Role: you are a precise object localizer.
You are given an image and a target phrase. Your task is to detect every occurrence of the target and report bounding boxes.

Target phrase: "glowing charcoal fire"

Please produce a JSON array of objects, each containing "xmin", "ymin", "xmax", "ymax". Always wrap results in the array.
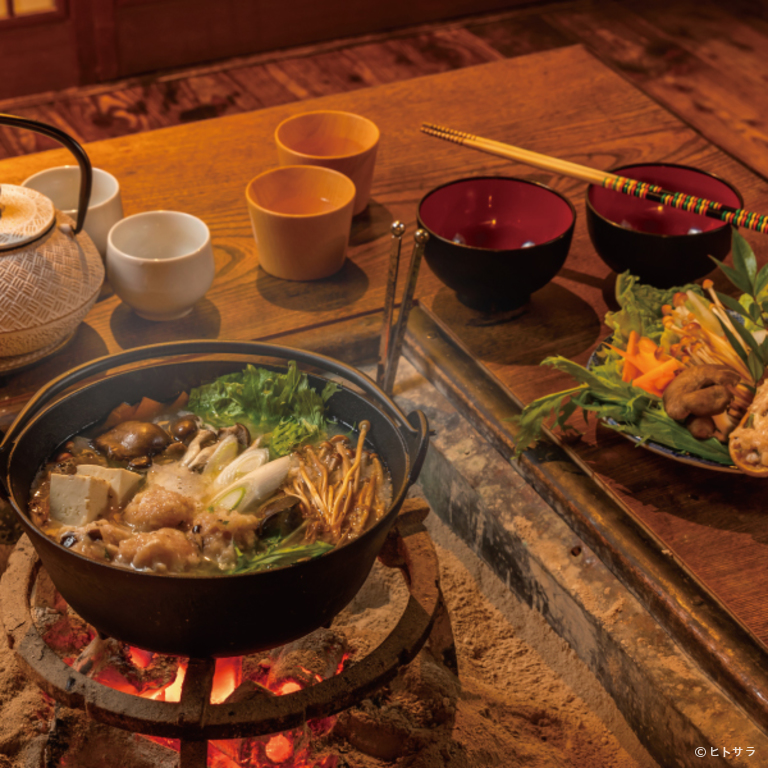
[
  {"xmin": 39, "ymin": 607, "xmax": 349, "ymax": 768},
  {"xmin": 6, "ymin": 499, "xmax": 442, "ymax": 768}
]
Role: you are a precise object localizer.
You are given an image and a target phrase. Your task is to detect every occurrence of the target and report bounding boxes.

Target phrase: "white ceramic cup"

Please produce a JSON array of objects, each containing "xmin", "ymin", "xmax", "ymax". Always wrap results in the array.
[
  {"xmin": 106, "ymin": 211, "xmax": 215, "ymax": 321},
  {"xmin": 22, "ymin": 166, "xmax": 124, "ymax": 258}
]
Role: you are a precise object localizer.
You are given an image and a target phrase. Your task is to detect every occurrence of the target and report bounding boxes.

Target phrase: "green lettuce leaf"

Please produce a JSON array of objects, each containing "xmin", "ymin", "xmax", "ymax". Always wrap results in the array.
[{"xmin": 605, "ymin": 272, "xmax": 704, "ymax": 345}]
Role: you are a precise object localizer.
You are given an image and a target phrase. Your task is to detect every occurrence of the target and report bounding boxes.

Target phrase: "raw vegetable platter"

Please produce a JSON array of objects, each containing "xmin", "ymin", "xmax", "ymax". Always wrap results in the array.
[
  {"xmin": 516, "ymin": 230, "xmax": 768, "ymax": 476},
  {"xmin": 584, "ymin": 344, "xmax": 741, "ymax": 473}
]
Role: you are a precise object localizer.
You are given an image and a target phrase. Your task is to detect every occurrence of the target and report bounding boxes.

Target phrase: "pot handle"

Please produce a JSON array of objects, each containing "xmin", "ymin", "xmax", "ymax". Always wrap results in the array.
[
  {"xmin": 403, "ymin": 409, "xmax": 430, "ymax": 487},
  {"xmin": 0, "ymin": 113, "xmax": 92, "ymax": 234},
  {"xmin": 0, "ymin": 340, "xmax": 429, "ymax": 481}
]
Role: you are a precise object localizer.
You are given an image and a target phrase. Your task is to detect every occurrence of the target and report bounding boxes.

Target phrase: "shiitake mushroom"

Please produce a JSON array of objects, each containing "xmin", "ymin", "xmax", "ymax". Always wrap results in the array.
[
  {"xmin": 94, "ymin": 420, "xmax": 171, "ymax": 462},
  {"xmin": 662, "ymin": 365, "xmax": 740, "ymax": 426},
  {"xmin": 170, "ymin": 415, "xmax": 200, "ymax": 442}
]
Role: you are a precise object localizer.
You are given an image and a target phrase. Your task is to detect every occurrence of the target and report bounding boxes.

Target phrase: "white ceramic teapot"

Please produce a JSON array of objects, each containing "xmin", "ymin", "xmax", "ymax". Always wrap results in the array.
[{"xmin": 0, "ymin": 114, "xmax": 104, "ymax": 369}]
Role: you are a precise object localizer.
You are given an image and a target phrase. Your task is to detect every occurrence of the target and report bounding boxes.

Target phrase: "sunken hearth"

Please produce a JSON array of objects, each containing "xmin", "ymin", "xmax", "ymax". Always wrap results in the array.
[
  {"xmin": 0, "ymin": 497, "xmax": 653, "ymax": 768},
  {"xmin": 1, "ymin": 501, "xmax": 441, "ymax": 768}
]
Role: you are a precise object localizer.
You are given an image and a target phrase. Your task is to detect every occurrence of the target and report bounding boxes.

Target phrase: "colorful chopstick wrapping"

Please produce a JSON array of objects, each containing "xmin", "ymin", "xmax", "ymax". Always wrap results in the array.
[
  {"xmin": 602, "ymin": 175, "xmax": 768, "ymax": 233},
  {"xmin": 421, "ymin": 123, "xmax": 768, "ymax": 235}
]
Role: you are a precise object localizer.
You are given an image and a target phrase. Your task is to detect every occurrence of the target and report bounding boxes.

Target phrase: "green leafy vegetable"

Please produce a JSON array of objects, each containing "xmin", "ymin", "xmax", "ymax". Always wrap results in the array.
[
  {"xmin": 512, "ymin": 356, "xmax": 732, "ymax": 464},
  {"xmin": 188, "ymin": 361, "xmax": 340, "ymax": 457},
  {"xmin": 708, "ymin": 230, "xmax": 768, "ymax": 381},
  {"xmin": 513, "ymin": 230, "xmax": 768, "ymax": 466},
  {"xmin": 605, "ymin": 272, "xmax": 703, "ymax": 345},
  {"xmin": 230, "ymin": 539, "xmax": 334, "ymax": 575},
  {"xmin": 714, "ymin": 230, "xmax": 768, "ymax": 336}
]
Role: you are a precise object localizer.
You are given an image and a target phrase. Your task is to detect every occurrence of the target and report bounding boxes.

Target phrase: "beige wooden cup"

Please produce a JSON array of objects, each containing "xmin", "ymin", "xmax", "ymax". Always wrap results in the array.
[
  {"xmin": 246, "ymin": 165, "xmax": 356, "ymax": 281},
  {"xmin": 275, "ymin": 110, "xmax": 379, "ymax": 216}
]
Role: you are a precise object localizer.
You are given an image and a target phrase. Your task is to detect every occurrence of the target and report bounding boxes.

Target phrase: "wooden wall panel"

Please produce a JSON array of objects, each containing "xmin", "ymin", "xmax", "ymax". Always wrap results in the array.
[
  {"xmin": 0, "ymin": 21, "xmax": 78, "ymax": 98},
  {"xmin": 113, "ymin": 0, "xmax": 525, "ymax": 78}
]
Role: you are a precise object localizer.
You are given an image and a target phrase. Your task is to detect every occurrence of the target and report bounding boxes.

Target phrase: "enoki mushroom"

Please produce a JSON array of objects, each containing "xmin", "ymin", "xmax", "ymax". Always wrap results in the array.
[{"xmin": 288, "ymin": 421, "xmax": 387, "ymax": 544}]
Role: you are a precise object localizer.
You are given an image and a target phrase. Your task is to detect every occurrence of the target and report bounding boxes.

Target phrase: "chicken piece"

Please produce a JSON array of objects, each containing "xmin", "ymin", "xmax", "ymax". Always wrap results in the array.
[
  {"xmin": 117, "ymin": 528, "xmax": 201, "ymax": 573},
  {"xmin": 123, "ymin": 485, "xmax": 197, "ymax": 531},
  {"xmin": 189, "ymin": 509, "xmax": 262, "ymax": 570},
  {"xmin": 60, "ymin": 520, "xmax": 134, "ymax": 563}
]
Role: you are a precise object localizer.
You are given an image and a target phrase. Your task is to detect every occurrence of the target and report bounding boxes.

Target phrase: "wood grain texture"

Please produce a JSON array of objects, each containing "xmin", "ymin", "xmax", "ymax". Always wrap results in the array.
[
  {"xmin": 111, "ymin": 0, "xmax": 515, "ymax": 80},
  {"xmin": 0, "ymin": 28, "xmax": 501, "ymax": 160},
  {"xmin": 546, "ymin": 0, "xmax": 768, "ymax": 181},
  {"xmin": 3, "ymin": 40, "xmax": 768, "ymax": 658},
  {"xmin": 0, "ymin": 19, "xmax": 80, "ymax": 100}
]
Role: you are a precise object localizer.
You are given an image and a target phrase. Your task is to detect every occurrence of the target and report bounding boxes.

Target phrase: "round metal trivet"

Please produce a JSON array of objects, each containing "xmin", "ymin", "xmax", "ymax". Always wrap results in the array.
[{"xmin": 1, "ymin": 505, "xmax": 440, "ymax": 758}]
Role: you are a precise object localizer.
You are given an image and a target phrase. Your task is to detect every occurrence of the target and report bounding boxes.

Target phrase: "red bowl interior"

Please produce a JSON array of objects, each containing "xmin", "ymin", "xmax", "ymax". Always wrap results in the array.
[
  {"xmin": 418, "ymin": 177, "xmax": 574, "ymax": 250},
  {"xmin": 587, "ymin": 164, "xmax": 741, "ymax": 236}
]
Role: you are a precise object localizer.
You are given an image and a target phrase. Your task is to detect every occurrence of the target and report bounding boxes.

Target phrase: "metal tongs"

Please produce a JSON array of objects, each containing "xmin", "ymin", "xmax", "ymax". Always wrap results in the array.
[{"xmin": 376, "ymin": 222, "xmax": 429, "ymax": 395}]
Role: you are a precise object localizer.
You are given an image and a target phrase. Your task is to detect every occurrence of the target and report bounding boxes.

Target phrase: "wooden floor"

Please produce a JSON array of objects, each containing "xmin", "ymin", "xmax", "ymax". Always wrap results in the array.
[{"xmin": 3, "ymin": 0, "xmax": 768, "ymax": 183}]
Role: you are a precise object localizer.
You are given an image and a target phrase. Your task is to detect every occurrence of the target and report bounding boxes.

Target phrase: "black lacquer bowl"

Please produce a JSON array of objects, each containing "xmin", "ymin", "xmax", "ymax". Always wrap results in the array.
[
  {"xmin": 417, "ymin": 176, "xmax": 576, "ymax": 312},
  {"xmin": 0, "ymin": 341, "xmax": 429, "ymax": 658},
  {"xmin": 586, "ymin": 163, "xmax": 743, "ymax": 288}
]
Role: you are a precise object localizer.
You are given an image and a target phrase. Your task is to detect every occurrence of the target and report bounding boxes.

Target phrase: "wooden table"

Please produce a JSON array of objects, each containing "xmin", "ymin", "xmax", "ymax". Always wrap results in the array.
[{"xmin": 3, "ymin": 43, "xmax": 768, "ymax": 724}]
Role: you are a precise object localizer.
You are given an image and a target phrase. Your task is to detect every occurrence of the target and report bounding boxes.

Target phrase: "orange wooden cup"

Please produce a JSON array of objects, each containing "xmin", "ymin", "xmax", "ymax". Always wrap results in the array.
[
  {"xmin": 275, "ymin": 110, "xmax": 379, "ymax": 216},
  {"xmin": 245, "ymin": 165, "xmax": 356, "ymax": 281}
]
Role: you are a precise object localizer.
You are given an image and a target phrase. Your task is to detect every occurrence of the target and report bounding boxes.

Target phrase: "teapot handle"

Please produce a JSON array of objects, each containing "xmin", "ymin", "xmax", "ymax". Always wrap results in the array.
[{"xmin": 0, "ymin": 113, "xmax": 91, "ymax": 234}]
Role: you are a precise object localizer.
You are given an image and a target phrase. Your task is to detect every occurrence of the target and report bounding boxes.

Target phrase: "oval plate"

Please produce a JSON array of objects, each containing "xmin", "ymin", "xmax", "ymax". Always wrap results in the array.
[{"xmin": 587, "ymin": 342, "xmax": 740, "ymax": 474}]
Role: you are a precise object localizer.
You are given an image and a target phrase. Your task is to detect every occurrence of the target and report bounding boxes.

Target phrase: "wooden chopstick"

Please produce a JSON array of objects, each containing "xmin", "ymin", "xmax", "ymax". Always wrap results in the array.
[{"xmin": 421, "ymin": 123, "xmax": 768, "ymax": 235}]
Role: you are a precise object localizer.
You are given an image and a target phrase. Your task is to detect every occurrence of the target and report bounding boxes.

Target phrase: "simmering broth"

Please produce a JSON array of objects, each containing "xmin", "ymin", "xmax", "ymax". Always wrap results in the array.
[{"xmin": 28, "ymin": 363, "xmax": 391, "ymax": 576}]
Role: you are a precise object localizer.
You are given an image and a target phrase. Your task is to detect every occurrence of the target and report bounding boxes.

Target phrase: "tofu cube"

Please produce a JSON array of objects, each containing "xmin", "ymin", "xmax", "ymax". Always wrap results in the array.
[
  {"xmin": 49, "ymin": 473, "xmax": 110, "ymax": 527},
  {"xmin": 76, "ymin": 465, "xmax": 143, "ymax": 506}
]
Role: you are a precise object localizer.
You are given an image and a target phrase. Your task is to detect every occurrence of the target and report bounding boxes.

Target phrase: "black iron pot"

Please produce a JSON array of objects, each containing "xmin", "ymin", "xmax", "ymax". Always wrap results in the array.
[{"xmin": 0, "ymin": 341, "xmax": 429, "ymax": 658}]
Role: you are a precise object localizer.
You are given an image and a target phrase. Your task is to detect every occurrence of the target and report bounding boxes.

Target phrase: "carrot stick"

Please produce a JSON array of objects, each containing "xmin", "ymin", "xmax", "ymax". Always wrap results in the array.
[
  {"xmin": 626, "ymin": 330, "xmax": 639, "ymax": 358},
  {"xmin": 133, "ymin": 397, "xmax": 164, "ymax": 421},
  {"xmin": 168, "ymin": 391, "xmax": 190, "ymax": 412},
  {"xmin": 632, "ymin": 358, "xmax": 682, "ymax": 394},
  {"xmin": 103, "ymin": 402, "xmax": 138, "ymax": 429},
  {"xmin": 621, "ymin": 360, "xmax": 642, "ymax": 382}
]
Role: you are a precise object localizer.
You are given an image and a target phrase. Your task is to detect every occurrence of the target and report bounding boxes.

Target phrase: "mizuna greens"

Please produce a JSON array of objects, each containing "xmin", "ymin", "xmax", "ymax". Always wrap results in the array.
[{"xmin": 187, "ymin": 361, "xmax": 340, "ymax": 458}]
